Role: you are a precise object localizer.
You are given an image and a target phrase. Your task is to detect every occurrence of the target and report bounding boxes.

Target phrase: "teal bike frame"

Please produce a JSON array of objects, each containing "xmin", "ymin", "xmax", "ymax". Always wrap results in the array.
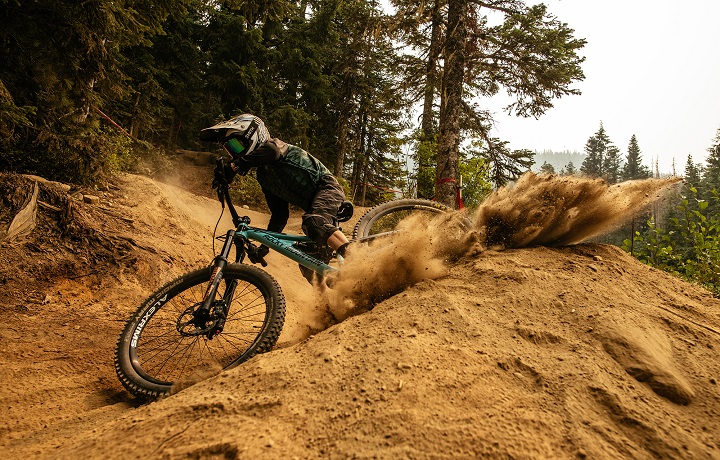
[
  {"xmin": 193, "ymin": 174, "xmax": 340, "ymax": 339},
  {"xmin": 232, "ymin": 223, "xmax": 337, "ymax": 275}
]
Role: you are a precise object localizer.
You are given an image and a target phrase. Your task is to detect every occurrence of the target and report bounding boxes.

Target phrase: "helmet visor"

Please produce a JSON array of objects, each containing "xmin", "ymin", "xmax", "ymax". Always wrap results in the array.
[{"xmin": 223, "ymin": 137, "xmax": 247, "ymax": 155}]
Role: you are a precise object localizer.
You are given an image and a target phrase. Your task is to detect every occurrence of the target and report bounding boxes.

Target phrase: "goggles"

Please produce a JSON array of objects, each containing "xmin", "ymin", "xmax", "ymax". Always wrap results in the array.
[{"xmin": 223, "ymin": 137, "xmax": 247, "ymax": 155}]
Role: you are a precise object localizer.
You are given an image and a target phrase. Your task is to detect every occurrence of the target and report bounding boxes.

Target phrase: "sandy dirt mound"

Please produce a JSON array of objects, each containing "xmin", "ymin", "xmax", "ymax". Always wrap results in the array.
[{"xmin": 1, "ymin": 170, "xmax": 719, "ymax": 459}]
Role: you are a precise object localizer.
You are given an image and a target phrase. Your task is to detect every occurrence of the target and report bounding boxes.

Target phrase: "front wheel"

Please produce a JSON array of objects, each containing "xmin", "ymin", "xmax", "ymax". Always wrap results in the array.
[
  {"xmin": 115, "ymin": 264, "xmax": 285, "ymax": 399},
  {"xmin": 352, "ymin": 198, "xmax": 461, "ymax": 239}
]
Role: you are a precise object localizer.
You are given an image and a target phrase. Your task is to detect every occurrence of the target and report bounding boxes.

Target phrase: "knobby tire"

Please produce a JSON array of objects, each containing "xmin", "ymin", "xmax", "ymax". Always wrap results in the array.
[
  {"xmin": 352, "ymin": 198, "xmax": 461, "ymax": 239},
  {"xmin": 115, "ymin": 264, "xmax": 285, "ymax": 399}
]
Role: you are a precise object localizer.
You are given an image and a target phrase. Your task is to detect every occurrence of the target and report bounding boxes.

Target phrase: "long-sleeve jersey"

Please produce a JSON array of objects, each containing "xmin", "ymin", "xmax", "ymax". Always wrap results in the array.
[{"xmin": 231, "ymin": 139, "xmax": 338, "ymax": 233}]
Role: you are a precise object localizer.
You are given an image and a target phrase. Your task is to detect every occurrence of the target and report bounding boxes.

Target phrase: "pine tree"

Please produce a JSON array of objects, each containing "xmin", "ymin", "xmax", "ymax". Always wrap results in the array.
[
  {"xmin": 702, "ymin": 127, "xmax": 720, "ymax": 217},
  {"xmin": 603, "ymin": 144, "xmax": 623, "ymax": 183},
  {"xmin": 704, "ymin": 128, "xmax": 720, "ymax": 191},
  {"xmin": 485, "ymin": 143, "xmax": 535, "ymax": 188},
  {"xmin": 684, "ymin": 154, "xmax": 703, "ymax": 188},
  {"xmin": 388, "ymin": 0, "xmax": 443, "ymax": 198},
  {"xmin": 540, "ymin": 161, "xmax": 556, "ymax": 175},
  {"xmin": 580, "ymin": 123, "xmax": 622, "ymax": 183},
  {"xmin": 391, "ymin": 0, "xmax": 585, "ymax": 206},
  {"xmin": 561, "ymin": 161, "xmax": 577, "ymax": 176},
  {"xmin": 622, "ymin": 134, "xmax": 651, "ymax": 181},
  {"xmin": 115, "ymin": 1, "xmax": 214, "ymax": 149},
  {"xmin": 676, "ymin": 154, "xmax": 705, "ymax": 217},
  {"xmin": 0, "ymin": 0, "xmax": 181, "ymax": 182},
  {"xmin": 435, "ymin": 0, "xmax": 468, "ymax": 206}
]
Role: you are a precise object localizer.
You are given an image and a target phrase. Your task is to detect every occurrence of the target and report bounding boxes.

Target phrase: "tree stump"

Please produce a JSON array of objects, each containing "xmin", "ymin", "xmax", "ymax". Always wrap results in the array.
[{"xmin": 3, "ymin": 182, "xmax": 39, "ymax": 242}]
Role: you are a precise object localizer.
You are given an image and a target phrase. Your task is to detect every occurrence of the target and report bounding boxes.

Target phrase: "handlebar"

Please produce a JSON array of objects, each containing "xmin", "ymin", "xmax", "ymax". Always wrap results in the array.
[{"xmin": 214, "ymin": 157, "xmax": 242, "ymax": 228}]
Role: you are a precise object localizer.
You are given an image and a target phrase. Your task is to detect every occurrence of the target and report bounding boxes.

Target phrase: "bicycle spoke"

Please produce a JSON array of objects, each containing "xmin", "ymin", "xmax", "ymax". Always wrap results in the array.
[
  {"xmin": 201, "ymin": 338, "xmax": 218, "ymax": 364},
  {"xmin": 145, "ymin": 338, "xmax": 196, "ymax": 370},
  {"xmin": 233, "ymin": 286, "xmax": 263, "ymax": 303},
  {"xmin": 142, "ymin": 336, "xmax": 195, "ymax": 373},
  {"xmin": 167, "ymin": 287, "xmax": 201, "ymax": 315},
  {"xmin": 228, "ymin": 293, "xmax": 265, "ymax": 314},
  {"xmin": 214, "ymin": 333, "xmax": 249, "ymax": 358},
  {"xmin": 118, "ymin": 264, "xmax": 285, "ymax": 397},
  {"xmin": 137, "ymin": 326, "xmax": 180, "ymax": 348},
  {"xmin": 226, "ymin": 309, "xmax": 266, "ymax": 323},
  {"xmin": 138, "ymin": 333, "xmax": 186, "ymax": 358},
  {"xmin": 177, "ymin": 338, "xmax": 203, "ymax": 380}
]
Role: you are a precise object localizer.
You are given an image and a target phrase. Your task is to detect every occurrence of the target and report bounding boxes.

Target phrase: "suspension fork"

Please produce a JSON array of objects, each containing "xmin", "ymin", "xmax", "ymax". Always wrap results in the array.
[{"xmin": 196, "ymin": 229, "xmax": 237, "ymax": 336}]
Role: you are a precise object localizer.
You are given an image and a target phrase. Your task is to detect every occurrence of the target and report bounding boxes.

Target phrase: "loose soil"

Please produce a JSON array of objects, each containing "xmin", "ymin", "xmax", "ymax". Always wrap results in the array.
[{"xmin": 1, "ymin": 166, "xmax": 719, "ymax": 459}]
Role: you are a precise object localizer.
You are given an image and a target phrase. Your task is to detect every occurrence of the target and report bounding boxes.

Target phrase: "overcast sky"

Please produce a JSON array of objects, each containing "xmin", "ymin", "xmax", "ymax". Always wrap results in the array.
[{"xmin": 486, "ymin": 0, "xmax": 720, "ymax": 174}]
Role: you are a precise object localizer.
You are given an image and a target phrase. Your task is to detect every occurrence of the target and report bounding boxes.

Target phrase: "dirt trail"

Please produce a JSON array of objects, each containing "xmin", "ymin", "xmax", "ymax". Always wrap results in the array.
[{"xmin": 1, "ymin": 170, "xmax": 719, "ymax": 459}]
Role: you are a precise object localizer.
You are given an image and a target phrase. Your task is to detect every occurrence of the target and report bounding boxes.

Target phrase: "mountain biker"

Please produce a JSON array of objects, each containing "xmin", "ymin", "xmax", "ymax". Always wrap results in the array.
[{"xmin": 200, "ymin": 114, "xmax": 350, "ymax": 259}]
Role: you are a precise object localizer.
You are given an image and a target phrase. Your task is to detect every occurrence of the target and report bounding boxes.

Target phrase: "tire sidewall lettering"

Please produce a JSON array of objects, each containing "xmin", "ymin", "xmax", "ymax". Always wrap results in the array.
[{"xmin": 130, "ymin": 294, "xmax": 167, "ymax": 348}]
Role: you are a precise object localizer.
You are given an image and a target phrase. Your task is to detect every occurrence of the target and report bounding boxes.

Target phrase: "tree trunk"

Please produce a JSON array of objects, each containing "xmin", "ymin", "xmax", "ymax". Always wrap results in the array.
[
  {"xmin": 361, "ymin": 151, "xmax": 370, "ymax": 207},
  {"xmin": 436, "ymin": 0, "xmax": 467, "ymax": 209},
  {"xmin": 414, "ymin": 0, "xmax": 443, "ymax": 199},
  {"xmin": 421, "ymin": 0, "xmax": 442, "ymax": 139},
  {"xmin": 130, "ymin": 92, "xmax": 141, "ymax": 138},
  {"xmin": 350, "ymin": 110, "xmax": 368, "ymax": 201},
  {"xmin": 335, "ymin": 116, "xmax": 348, "ymax": 177},
  {"xmin": 4, "ymin": 182, "xmax": 38, "ymax": 242},
  {"xmin": 167, "ymin": 114, "xmax": 177, "ymax": 148},
  {"xmin": 350, "ymin": 153, "xmax": 363, "ymax": 202}
]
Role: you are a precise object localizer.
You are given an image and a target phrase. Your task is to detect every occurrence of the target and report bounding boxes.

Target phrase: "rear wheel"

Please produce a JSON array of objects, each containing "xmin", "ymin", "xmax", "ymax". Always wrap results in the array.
[
  {"xmin": 115, "ymin": 264, "xmax": 285, "ymax": 399},
  {"xmin": 352, "ymin": 198, "xmax": 460, "ymax": 239}
]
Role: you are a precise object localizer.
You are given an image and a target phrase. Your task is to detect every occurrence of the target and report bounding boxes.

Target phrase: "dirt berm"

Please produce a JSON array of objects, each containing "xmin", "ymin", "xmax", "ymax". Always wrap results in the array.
[{"xmin": 1, "ymin": 170, "xmax": 718, "ymax": 459}]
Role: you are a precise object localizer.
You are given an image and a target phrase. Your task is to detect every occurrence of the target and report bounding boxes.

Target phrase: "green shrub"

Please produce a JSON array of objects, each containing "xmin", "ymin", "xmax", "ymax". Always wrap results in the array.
[
  {"xmin": 229, "ymin": 171, "xmax": 268, "ymax": 211},
  {"xmin": 624, "ymin": 187, "xmax": 719, "ymax": 296}
]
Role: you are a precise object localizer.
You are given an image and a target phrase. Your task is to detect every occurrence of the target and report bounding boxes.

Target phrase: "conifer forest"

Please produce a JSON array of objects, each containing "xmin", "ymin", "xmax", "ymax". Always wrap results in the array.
[{"xmin": 1, "ymin": 0, "xmax": 717, "ymax": 294}]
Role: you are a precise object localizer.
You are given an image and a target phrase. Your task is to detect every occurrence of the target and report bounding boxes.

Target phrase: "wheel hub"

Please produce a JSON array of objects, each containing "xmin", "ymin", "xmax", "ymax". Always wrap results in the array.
[{"xmin": 176, "ymin": 300, "xmax": 225, "ymax": 337}]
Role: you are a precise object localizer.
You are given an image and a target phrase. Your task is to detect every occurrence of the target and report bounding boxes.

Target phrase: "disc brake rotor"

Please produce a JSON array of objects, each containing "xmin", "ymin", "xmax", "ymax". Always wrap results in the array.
[{"xmin": 176, "ymin": 302, "xmax": 221, "ymax": 337}]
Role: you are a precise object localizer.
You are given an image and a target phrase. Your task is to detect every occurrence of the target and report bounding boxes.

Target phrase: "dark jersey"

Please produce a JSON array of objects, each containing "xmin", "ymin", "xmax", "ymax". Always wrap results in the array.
[{"xmin": 235, "ymin": 139, "xmax": 332, "ymax": 212}]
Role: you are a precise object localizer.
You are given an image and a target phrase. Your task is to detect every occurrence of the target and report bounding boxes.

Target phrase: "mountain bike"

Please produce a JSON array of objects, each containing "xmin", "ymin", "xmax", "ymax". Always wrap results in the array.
[{"xmin": 115, "ymin": 160, "xmax": 462, "ymax": 399}]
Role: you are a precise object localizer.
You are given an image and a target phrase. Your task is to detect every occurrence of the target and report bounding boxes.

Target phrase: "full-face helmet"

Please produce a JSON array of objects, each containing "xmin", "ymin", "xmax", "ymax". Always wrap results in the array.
[{"xmin": 200, "ymin": 114, "xmax": 270, "ymax": 156}]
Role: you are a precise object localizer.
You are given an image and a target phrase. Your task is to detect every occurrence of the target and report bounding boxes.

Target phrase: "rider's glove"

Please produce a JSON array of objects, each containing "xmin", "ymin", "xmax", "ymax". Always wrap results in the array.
[
  {"xmin": 223, "ymin": 163, "xmax": 237, "ymax": 182},
  {"xmin": 212, "ymin": 163, "xmax": 237, "ymax": 189}
]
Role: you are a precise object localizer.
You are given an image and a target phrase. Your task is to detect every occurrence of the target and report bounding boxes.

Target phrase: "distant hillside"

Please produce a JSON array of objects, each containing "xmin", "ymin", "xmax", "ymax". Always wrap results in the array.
[{"xmin": 532, "ymin": 149, "xmax": 587, "ymax": 173}]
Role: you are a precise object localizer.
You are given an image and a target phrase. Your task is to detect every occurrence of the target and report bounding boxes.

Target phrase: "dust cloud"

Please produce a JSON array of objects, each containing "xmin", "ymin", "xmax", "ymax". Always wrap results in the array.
[
  {"xmin": 475, "ymin": 172, "xmax": 682, "ymax": 248},
  {"xmin": 314, "ymin": 173, "xmax": 682, "ymax": 326},
  {"xmin": 317, "ymin": 211, "xmax": 478, "ymax": 323}
]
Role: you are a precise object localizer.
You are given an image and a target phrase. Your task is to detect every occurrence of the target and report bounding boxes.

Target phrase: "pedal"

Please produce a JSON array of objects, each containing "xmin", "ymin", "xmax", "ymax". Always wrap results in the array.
[{"xmin": 247, "ymin": 244, "xmax": 268, "ymax": 267}]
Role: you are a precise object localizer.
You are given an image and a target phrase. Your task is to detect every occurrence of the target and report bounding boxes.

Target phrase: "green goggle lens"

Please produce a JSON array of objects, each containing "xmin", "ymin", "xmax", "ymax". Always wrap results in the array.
[{"xmin": 224, "ymin": 138, "xmax": 246, "ymax": 155}]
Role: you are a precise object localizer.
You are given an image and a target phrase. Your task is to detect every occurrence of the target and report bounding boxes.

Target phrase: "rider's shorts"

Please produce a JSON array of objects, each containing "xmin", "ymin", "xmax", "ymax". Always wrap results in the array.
[{"xmin": 302, "ymin": 175, "xmax": 345, "ymax": 246}]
